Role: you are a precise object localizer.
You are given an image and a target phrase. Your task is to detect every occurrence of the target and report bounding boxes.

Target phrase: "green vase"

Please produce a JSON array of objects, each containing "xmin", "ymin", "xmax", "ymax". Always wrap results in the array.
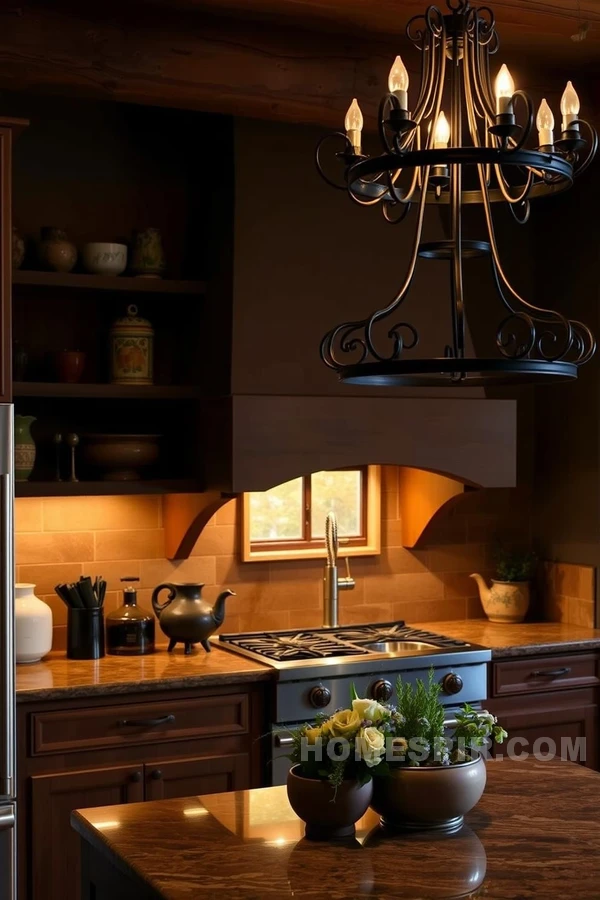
[{"xmin": 15, "ymin": 416, "xmax": 36, "ymax": 482}]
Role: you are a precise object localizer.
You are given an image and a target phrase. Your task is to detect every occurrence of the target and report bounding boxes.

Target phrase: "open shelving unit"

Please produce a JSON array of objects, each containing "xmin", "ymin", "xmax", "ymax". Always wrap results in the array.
[{"xmin": 13, "ymin": 270, "xmax": 206, "ymax": 294}]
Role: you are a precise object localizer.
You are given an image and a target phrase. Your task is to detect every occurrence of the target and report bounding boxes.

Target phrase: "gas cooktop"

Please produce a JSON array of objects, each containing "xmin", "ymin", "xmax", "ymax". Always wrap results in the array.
[{"xmin": 216, "ymin": 621, "xmax": 488, "ymax": 675}]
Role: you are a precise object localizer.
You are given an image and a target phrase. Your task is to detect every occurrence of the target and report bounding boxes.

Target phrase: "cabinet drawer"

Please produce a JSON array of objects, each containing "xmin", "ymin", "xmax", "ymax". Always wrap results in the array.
[
  {"xmin": 31, "ymin": 692, "xmax": 249, "ymax": 755},
  {"xmin": 492, "ymin": 654, "xmax": 600, "ymax": 697}
]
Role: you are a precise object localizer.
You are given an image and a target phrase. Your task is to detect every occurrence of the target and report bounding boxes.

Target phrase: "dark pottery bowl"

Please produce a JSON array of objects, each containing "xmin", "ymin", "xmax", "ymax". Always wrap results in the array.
[
  {"xmin": 287, "ymin": 765, "xmax": 373, "ymax": 841},
  {"xmin": 82, "ymin": 434, "xmax": 161, "ymax": 481},
  {"xmin": 370, "ymin": 755, "xmax": 486, "ymax": 833}
]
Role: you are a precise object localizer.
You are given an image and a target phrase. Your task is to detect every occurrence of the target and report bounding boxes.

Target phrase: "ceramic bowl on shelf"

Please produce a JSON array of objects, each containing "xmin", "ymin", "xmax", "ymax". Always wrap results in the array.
[
  {"xmin": 81, "ymin": 242, "xmax": 128, "ymax": 276},
  {"xmin": 82, "ymin": 434, "xmax": 161, "ymax": 481}
]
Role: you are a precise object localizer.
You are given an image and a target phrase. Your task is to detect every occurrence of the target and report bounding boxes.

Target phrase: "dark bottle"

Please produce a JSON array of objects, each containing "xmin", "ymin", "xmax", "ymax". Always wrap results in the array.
[{"xmin": 106, "ymin": 577, "xmax": 155, "ymax": 656}]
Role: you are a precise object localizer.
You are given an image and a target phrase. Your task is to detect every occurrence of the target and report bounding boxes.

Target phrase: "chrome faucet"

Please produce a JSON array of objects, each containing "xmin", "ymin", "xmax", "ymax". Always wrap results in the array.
[{"xmin": 323, "ymin": 512, "xmax": 355, "ymax": 628}]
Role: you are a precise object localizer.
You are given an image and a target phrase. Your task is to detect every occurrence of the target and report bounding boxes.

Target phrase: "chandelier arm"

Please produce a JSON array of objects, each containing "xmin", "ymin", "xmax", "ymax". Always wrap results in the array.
[
  {"xmin": 411, "ymin": 32, "xmax": 434, "ymax": 121},
  {"xmin": 467, "ymin": 17, "xmax": 497, "ymax": 125},
  {"xmin": 464, "ymin": 9, "xmax": 490, "ymax": 122},
  {"xmin": 462, "ymin": 29, "xmax": 486, "ymax": 151},
  {"xmin": 496, "ymin": 311, "xmax": 537, "ymax": 359},
  {"xmin": 413, "ymin": 31, "xmax": 442, "ymax": 124},
  {"xmin": 379, "ymin": 94, "xmax": 399, "ymax": 155},
  {"xmin": 382, "ymin": 200, "xmax": 412, "ymax": 223},
  {"xmin": 510, "ymin": 91, "xmax": 534, "ymax": 152},
  {"xmin": 315, "ymin": 132, "xmax": 354, "ymax": 190},
  {"xmin": 479, "ymin": 33, "xmax": 499, "ymax": 122},
  {"xmin": 507, "ymin": 199, "xmax": 530, "ymax": 225},
  {"xmin": 450, "ymin": 22, "xmax": 465, "ymax": 361},
  {"xmin": 493, "ymin": 164, "xmax": 534, "ymax": 204},
  {"xmin": 572, "ymin": 119, "xmax": 599, "ymax": 178},
  {"xmin": 569, "ymin": 320, "xmax": 597, "ymax": 365}
]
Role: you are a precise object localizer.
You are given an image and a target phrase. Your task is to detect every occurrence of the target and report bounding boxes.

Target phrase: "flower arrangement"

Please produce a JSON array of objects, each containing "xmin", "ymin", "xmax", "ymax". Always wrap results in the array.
[
  {"xmin": 288, "ymin": 691, "xmax": 403, "ymax": 790},
  {"xmin": 386, "ymin": 668, "xmax": 508, "ymax": 767}
]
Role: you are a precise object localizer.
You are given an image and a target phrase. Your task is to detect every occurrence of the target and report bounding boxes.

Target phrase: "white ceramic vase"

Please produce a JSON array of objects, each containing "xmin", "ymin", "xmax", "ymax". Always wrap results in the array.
[{"xmin": 15, "ymin": 583, "xmax": 53, "ymax": 664}]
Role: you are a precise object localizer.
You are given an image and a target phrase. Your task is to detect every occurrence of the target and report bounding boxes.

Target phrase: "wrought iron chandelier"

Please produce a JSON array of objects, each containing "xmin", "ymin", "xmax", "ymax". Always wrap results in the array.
[{"xmin": 316, "ymin": 0, "xmax": 598, "ymax": 386}]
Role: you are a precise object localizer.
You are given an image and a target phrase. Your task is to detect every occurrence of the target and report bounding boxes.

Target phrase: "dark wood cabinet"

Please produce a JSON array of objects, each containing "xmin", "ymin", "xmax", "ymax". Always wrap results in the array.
[
  {"xmin": 143, "ymin": 753, "xmax": 249, "ymax": 802},
  {"xmin": 487, "ymin": 653, "xmax": 600, "ymax": 770},
  {"xmin": 30, "ymin": 765, "xmax": 144, "ymax": 900},
  {"xmin": 17, "ymin": 683, "xmax": 266, "ymax": 900},
  {"xmin": 1, "ymin": 118, "xmax": 27, "ymax": 403}
]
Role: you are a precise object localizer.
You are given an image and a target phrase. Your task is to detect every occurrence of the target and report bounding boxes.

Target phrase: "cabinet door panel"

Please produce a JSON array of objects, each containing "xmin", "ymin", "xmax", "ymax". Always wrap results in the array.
[
  {"xmin": 0, "ymin": 126, "xmax": 13, "ymax": 402},
  {"xmin": 144, "ymin": 754, "xmax": 249, "ymax": 802},
  {"xmin": 488, "ymin": 700, "xmax": 598, "ymax": 769},
  {"xmin": 30, "ymin": 764, "xmax": 144, "ymax": 900}
]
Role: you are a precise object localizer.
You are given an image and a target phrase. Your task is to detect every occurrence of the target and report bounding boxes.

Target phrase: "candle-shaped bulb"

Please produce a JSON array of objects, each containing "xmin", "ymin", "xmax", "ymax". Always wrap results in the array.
[
  {"xmin": 433, "ymin": 111, "xmax": 450, "ymax": 148},
  {"xmin": 560, "ymin": 81, "xmax": 580, "ymax": 116},
  {"xmin": 388, "ymin": 55, "xmax": 409, "ymax": 109},
  {"xmin": 536, "ymin": 98, "xmax": 554, "ymax": 147},
  {"xmin": 345, "ymin": 98, "xmax": 363, "ymax": 133},
  {"xmin": 344, "ymin": 98, "xmax": 363, "ymax": 153},
  {"xmin": 495, "ymin": 64, "xmax": 515, "ymax": 114},
  {"xmin": 560, "ymin": 80, "xmax": 580, "ymax": 131}
]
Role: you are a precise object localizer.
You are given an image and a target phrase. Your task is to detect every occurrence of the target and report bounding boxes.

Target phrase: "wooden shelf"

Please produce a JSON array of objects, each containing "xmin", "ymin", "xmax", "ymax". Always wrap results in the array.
[
  {"xmin": 15, "ymin": 480, "xmax": 202, "ymax": 497},
  {"xmin": 13, "ymin": 270, "xmax": 206, "ymax": 295},
  {"xmin": 13, "ymin": 382, "xmax": 203, "ymax": 400}
]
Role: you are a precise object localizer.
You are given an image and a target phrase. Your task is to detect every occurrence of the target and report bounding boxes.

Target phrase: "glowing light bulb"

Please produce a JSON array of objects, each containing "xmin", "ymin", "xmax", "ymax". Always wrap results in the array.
[
  {"xmin": 494, "ymin": 64, "xmax": 515, "ymax": 114},
  {"xmin": 344, "ymin": 98, "xmax": 363, "ymax": 153},
  {"xmin": 388, "ymin": 55, "xmax": 409, "ymax": 109},
  {"xmin": 433, "ymin": 111, "xmax": 450, "ymax": 148},
  {"xmin": 560, "ymin": 81, "xmax": 580, "ymax": 129},
  {"xmin": 536, "ymin": 99, "xmax": 554, "ymax": 147}
]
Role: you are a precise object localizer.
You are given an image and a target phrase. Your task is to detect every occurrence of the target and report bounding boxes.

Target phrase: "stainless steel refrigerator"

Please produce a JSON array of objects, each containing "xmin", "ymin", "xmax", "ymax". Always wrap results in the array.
[{"xmin": 0, "ymin": 406, "xmax": 15, "ymax": 899}]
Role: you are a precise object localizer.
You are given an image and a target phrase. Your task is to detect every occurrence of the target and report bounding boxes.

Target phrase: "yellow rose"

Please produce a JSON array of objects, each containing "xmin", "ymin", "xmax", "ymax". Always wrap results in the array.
[
  {"xmin": 390, "ymin": 737, "xmax": 408, "ymax": 760},
  {"xmin": 352, "ymin": 697, "xmax": 388, "ymax": 724},
  {"xmin": 304, "ymin": 727, "xmax": 322, "ymax": 744},
  {"xmin": 356, "ymin": 726, "xmax": 386, "ymax": 767},
  {"xmin": 323, "ymin": 708, "xmax": 361, "ymax": 739}
]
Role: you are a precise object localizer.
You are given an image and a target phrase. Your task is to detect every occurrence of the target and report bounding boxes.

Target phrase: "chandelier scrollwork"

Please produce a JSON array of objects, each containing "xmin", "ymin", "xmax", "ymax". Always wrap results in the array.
[{"xmin": 316, "ymin": 0, "xmax": 597, "ymax": 386}]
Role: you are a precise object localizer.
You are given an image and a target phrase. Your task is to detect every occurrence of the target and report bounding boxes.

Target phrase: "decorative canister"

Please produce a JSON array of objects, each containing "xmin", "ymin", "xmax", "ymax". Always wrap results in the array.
[
  {"xmin": 15, "ymin": 583, "xmax": 53, "ymax": 664},
  {"xmin": 14, "ymin": 415, "xmax": 36, "ymax": 481},
  {"xmin": 12, "ymin": 225, "xmax": 25, "ymax": 270},
  {"xmin": 110, "ymin": 305, "xmax": 154, "ymax": 384},
  {"xmin": 38, "ymin": 227, "xmax": 77, "ymax": 273},
  {"xmin": 130, "ymin": 228, "xmax": 166, "ymax": 278}
]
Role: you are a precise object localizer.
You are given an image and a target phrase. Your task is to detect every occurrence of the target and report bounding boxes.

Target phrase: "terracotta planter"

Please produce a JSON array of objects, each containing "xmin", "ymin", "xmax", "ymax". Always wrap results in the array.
[
  {"xmin": 287, "ymin": 765, "xmax": 373, "ymax": 840},
  {"xmin": 370, "ymin": 755, "xmax": 486, "ymax": 833}
]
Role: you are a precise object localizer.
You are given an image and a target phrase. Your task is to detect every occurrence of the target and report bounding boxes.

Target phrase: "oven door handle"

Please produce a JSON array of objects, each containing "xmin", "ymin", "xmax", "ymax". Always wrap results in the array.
[
  {"xmin": 443, "ymin": 718, "xmax": 459, "ymax": 730},
  {"xmin": 274, "ymin": 734, "xmax": 294, "ymax": 748}
]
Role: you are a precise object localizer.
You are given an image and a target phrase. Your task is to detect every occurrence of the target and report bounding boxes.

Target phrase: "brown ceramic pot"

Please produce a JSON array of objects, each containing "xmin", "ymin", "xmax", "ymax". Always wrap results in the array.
[
  {"xmin": 38, "ymin": 227, "xmax": 77, "ymax": 273},
  {"xmin": 370, "ymin": 755, "xmax": 486, "ymax": 832},
  {"xmin": 55, "ymin": 350, "xmax": 85, "ymax": 383},
  {"xmin": 82, "ymin": 434, "xmax": 160, "ymax": 481},
  {"xmin": 287, "ymin": 765, "xmax": 373, "ymax": 840}
]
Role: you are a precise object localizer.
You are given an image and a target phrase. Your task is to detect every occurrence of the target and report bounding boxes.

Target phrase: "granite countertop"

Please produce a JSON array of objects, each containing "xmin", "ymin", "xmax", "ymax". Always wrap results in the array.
[
  {"xmin": 16, "ymin": 620, "xmax": 600, "ymax": 702},
  {"xmin": 71, "ymin": 757, "xmax": 600, "ymax": 899},
  {"xmin": 15, "ymin": 646, "xmax": 271, "ymax": 702},
  {"xmin": 413, "ymin": 619, "xmax": 600, "ymax": 658}
]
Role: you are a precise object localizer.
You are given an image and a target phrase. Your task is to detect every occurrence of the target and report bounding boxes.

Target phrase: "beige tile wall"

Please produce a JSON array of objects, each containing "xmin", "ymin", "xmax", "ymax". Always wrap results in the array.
[
  {"xmin": 16, "ymin": 467, "xmax": 530, "ymax": 650},
  {"xmin": 539, "ymin": 561, "xmax": 596, "ymax": 628}
]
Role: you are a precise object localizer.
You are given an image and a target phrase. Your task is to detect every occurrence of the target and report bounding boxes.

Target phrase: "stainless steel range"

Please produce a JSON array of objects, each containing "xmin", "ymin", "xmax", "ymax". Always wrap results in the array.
[{"xmin": 218, "ymin": 620, "xmax": 491, "ymax": 785}]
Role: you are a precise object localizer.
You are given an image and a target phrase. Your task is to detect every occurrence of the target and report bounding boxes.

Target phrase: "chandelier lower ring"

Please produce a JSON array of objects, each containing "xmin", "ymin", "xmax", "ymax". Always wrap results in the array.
[{"xmin": 338, "ymin": 358, "xmax": 578, "ymax": 387}]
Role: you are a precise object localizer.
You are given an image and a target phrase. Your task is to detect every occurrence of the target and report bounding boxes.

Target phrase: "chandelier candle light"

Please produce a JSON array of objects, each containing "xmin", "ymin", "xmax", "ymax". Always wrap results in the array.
[{"xmin": 316, "ymin": 0, "xmax": 597, "ymax": 386}]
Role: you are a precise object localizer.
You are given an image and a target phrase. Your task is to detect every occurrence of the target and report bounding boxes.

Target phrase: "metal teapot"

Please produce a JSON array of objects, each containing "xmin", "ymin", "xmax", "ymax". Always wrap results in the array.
[{"xmin": 151, "ymin": 582, "xmax": 235, "ymax": 654}]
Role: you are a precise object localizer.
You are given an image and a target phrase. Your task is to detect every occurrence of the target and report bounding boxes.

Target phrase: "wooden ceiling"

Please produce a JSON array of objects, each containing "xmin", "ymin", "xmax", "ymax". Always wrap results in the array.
[{"xmin": 143, "ymin": 0, "xmax": 600, "ymax": 67}]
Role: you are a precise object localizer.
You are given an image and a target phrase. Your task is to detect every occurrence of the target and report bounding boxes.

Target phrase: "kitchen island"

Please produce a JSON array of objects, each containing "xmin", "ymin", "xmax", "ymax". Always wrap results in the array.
[{"xmin": 72, "ymin": 757, "xmax": 600, "ymax": 899}]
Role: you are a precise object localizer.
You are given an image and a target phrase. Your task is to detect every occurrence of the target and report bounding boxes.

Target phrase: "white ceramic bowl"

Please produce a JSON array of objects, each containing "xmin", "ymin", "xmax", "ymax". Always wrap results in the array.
[{"xmin": 82, "ymin": 242, "xmax": 128, "ymax": 276}]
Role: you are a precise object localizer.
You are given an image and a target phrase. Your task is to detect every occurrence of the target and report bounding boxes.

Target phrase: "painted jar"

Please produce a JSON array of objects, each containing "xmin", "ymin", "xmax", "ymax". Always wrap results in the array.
[
  {"xmin": 130, "ymin": 228, "xmax": 166, "ymax": 278},
  {"xmin": 38, "ymin": 227, "xmax": 77, "ymax": 273},
  {"xmin": 14, "ymin": 415, "xmax": 36, "ymax": 481},
  {"xmin": 110, "ymin": 304, "xmax": 154, "ymax": 384},
  {"xmin": 15, "ymin": 583, "xmax": 53, "ymax": 664}
]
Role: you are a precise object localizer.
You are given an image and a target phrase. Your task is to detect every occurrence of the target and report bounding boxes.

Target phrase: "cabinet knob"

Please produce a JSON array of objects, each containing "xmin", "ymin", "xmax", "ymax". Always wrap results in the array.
[
  {"xmin": 131, "ymin": 771, "xmax": 142, "ymax": 783},
  {"xmin": 309, "ymin": 686, "xmax": 332, "ymax": 709},
  {"xmin": 371, "ymin": 679, "xmax": 393, "ymax": 702},
  {"xmin": 441, "ymin": 673, "xmax": 463, "ymax": 695},
  {"xmin": 150, "ymin": 769, "xmax": 163, "ymax": 781}
]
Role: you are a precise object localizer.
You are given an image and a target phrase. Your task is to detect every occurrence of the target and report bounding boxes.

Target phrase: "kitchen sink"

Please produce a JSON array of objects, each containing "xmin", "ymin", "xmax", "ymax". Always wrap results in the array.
[{"xmin": 363, "ymin": 640, "xmax": 440, "ymax": 655}]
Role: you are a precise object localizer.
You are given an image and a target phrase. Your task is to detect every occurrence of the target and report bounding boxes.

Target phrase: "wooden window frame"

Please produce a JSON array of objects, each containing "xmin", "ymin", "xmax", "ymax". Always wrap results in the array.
[{"xmin": 240, "ymin": 465, "xmax": 381, "ymax": 562}]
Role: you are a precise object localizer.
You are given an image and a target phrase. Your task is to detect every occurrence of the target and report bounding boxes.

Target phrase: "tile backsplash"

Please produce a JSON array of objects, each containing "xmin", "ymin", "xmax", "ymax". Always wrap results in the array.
[
  {"xmin": 16, "ymin": 467, "xmax": 532, "ymax": 650},
  {"xmin": 539, "ymin": 561, "xmax": 595, "ymax": 629}
]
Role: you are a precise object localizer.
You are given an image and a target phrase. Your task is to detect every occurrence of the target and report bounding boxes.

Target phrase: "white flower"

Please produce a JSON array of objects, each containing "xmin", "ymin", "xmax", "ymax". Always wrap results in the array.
[
  {"xmin": 356, "ymin": 726, "xmax": 386, "ymax": 767},
  {"xmin": 352, "ymin": 697, "xmax": 388, "ymax": 724}
]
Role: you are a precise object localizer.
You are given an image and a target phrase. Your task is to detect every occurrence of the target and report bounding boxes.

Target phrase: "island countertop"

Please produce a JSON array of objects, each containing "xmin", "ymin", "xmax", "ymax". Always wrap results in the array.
[{"xmin": 72, "ymin": 757, "xmax": 600, "ymax": 899}]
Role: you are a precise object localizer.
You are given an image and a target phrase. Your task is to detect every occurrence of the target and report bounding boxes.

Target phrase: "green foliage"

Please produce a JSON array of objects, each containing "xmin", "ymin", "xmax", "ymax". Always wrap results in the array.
[
  {"xmin": 493, "ymin": 544, "xmax": 537, "ymax": 582},
  {"xmin": 395, "ymin": 668, "xmax": 446, "ymax": 754}
]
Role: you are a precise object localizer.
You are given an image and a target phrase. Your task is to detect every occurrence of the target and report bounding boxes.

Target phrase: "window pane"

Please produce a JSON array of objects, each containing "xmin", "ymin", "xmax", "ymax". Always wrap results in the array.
[
  {"xmin": 311, "ymin": 470, "xmax": 363, "ymax": 538},
  {"xmin": 249, "ymin": 477, "xmax": 304, "ymax": 542}
]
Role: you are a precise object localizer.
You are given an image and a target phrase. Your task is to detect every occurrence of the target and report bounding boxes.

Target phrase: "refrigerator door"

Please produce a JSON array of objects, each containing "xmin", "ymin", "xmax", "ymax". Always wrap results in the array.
[
  {"xmin": 0, "ymin": 405, "xmax": 13, "ymax": 802},
  {"xmin": 0, "ymin": 803, "xmax": 16, "ymax": 899}
]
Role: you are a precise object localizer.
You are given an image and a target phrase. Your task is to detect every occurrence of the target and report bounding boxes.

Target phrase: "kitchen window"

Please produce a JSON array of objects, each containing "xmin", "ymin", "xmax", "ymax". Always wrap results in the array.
[{"xmin": 241, "ymin": 466, "xmax": 381, "ymax": 561}]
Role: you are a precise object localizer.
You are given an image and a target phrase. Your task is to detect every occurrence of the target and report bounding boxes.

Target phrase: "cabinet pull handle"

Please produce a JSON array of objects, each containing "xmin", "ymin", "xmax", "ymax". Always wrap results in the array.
[
  {"xmin": 530, "ymin": 667, "xmax": 571, "ymax": 678},
  {"xmin": 274, "ymin": 735, "xmax": 294, "ymax": 748},
  {"xmin": 131, "ymin": 771, "xmax": 142, "ymax": 783},
  {"xmin": 150, "ymin": 769, "xmax": 163, "ymax": 781},
  {"xmin": 118, "ymin": 715, "xmax": 175, "ymax": 728}
]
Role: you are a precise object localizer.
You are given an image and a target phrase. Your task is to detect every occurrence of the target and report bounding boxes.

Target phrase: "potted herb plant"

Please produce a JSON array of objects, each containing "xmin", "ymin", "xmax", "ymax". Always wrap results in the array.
[
  {"xmin": 370, "ymin": 670, "xmax": 507, "ymax": 832},
  {"xmin": 286, "ymin": 695, "xmax": 396, "ymax": 840},
  {"xmin": 471, "ymin": 545, "xmax": 537, "ymax": 623}
]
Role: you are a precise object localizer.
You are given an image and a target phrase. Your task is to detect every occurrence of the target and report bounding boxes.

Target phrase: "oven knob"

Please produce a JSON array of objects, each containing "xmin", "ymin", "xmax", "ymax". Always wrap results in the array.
[
  {"xmin": 441, "ymin": 673, "xmax": 463, "ymax": 695},
  {"xmin": 371, "ymin": 680, "xmax": 393, "ymax": 702},
  {"xmin": 309, "ymin": 686, "xmax": 332, "ymax": 709}
]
